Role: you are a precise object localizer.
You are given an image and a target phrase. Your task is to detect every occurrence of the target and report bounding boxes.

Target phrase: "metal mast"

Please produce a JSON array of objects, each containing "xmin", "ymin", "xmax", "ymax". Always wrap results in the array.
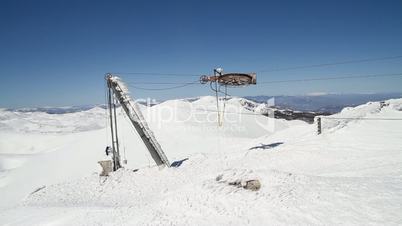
[
  {"xmin": 107, "ymin": 80, "xmax": 122, "ymax": 170},
  {"xmin": 106, "ymin": 74, "xmax": 170, "ymax": 167}
]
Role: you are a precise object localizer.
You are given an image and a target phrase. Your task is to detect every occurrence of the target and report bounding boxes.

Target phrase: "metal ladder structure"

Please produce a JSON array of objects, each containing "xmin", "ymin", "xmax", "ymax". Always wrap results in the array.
[{"xmin": 106, "ymin": 74, "xmax": 170, "ymax": 169}]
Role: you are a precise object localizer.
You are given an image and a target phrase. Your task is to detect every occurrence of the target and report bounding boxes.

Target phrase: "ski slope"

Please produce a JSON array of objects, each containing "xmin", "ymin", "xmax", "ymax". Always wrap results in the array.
[{"xmin": 0, "ymin": 97, "xmax": 401, "ymax": 225}]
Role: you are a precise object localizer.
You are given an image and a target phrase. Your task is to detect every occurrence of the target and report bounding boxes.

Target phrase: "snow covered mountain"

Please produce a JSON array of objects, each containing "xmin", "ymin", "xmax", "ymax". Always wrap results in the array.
[
  {"xmin": 0, "ymin": 97, "xmax": 401, "ymax": 225},
  {"xmin": 245, "ymin": 93, "xmax": 402, "ymax": 113}
]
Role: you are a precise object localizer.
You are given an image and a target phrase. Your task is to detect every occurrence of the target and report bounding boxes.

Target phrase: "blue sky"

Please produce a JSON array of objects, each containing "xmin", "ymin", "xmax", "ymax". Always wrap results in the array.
[{"xmin": 1, "ymin": 0, "xmax": 402, "ymax": 107}]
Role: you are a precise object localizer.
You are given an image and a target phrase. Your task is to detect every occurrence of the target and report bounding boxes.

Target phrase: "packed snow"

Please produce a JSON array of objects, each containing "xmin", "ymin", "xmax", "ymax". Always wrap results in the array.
[{"xmin": 0, "ymin": 97, "xmax": 401, "ymax": 225}]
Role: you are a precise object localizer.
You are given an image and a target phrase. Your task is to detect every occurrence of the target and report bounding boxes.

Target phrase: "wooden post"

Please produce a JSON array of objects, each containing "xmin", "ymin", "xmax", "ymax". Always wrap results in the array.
[{"xmin": 317, "ymin": 117, "xmax": 322, "ymax": 135}]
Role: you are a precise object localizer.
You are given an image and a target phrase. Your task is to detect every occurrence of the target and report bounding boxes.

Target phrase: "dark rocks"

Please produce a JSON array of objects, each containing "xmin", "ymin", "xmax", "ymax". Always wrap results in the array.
[{"xmin": 227, "ymin": 179, "xmax": 261, "ymax": 191}]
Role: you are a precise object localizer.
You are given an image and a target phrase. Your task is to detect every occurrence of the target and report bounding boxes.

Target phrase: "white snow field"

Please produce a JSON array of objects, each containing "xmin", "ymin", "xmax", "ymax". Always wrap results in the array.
[{"xmin": 0, "ymin": 97, "xmax": 401, "ymax": 225}]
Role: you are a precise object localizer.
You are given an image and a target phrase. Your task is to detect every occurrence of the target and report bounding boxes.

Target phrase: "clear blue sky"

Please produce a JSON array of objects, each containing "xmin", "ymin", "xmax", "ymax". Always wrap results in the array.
[{"xmin": 1, "ymin": 0, "xmax": 402, "ymax": 107}]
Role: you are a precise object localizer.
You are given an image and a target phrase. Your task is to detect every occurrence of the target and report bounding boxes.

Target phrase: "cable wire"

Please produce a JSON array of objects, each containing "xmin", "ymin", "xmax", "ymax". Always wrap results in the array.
[
  {"xmin": 125, "ymin": 81, "xmax": 199, "ymax": 85},
  {"xmin": 258, "ymin": 55, "xmax": 402, "ymax": 73},
  {"xmin": 258, "ymin": 72, "xmax": 402, "ymax": 84},
  {"xmin": 107, "ymin": 54, "xmax": 402, "ymax": 79},
  {"xmin": 128, "ymin": 81, "xmax": 199, "ymax": 91},
  {"xmin": 110, "ymin": 72, "xmax": 201, "ymax": 77},
  {"xmin": 123, "ymin": 72, "xmax": 402, "ymax": 89}
]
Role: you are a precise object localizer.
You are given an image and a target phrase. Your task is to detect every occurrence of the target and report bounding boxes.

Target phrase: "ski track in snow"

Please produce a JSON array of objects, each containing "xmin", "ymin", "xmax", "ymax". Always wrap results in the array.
[{"xmin": 0, "ymin": 97, "xmax": 402, "ymax": 225}]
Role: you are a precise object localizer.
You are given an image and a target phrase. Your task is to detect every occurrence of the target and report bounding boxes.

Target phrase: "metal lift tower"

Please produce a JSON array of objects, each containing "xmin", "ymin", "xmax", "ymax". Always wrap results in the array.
[{"xmin": 106, "ymin": 74, "xmax": 170, "ymax": 169}]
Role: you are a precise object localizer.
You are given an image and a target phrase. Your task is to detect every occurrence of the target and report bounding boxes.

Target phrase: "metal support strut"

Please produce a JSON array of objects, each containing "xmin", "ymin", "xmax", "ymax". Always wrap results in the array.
[
  {"xmin": 106, "ymin": 74, "xmax": 170, "ymax": 168},
  {"xmin": 107, "ymin": 80, "xmax": 122, "ymax": 171}
]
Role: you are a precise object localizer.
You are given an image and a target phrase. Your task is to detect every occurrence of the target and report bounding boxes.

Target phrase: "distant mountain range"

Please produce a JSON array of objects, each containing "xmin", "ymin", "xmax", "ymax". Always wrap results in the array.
[
  {"xmin": 4, "ymin": 93, "xmax": 402, "ymax": 115},
  {"xmin": 6, "ymin": 105, "xmax": 107, "ymax": 114},
  {"xmin": 244, "ymin": 93, "xmax": 402, "ymax": 113}
]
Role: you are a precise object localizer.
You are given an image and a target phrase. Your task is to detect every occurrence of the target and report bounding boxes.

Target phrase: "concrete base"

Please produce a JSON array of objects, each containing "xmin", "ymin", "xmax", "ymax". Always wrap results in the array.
[{"xmin": 98, "ymin": 160, "xmax": 113, "ymax": 176}]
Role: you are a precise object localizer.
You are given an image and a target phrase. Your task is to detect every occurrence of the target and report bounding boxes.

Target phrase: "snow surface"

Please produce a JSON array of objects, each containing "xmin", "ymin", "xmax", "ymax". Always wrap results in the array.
[{"xmin": 0, "ymin": 97, "xmax": 402, "ymax": 225}]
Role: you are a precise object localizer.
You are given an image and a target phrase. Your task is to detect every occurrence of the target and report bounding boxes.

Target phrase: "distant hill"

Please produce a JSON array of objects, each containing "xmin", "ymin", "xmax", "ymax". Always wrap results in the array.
[
  {"xmin": 244, "ymin": 93, "xmax": 402, "ymax": 113},
  {"xmin": 5, "ymin": 105, "xmax": 106, "ymax": 114}
]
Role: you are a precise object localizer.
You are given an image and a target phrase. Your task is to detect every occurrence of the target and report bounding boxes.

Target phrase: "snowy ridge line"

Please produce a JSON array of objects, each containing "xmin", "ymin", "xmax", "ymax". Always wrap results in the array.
[
  {"xmin": 320, "ymin": 98, "xmax": 402, "ymax": 131},
  {"xmin": 151, "ymin": 97, "xmax": 264, "ymax": 116},
  {"xmin": 156, "ymin": 104, "xmax": 265, "ymax": 116},
  {"xmin": 146, "ymin": 98, "xmax": 319, "ymax": 120},
  {"xmin": 128, "ymin": 96, "xmax": 265, "ymax": 116},
  {"xmin": 4, "ymin": 105, "xmax": 107, "ymax": 114}
]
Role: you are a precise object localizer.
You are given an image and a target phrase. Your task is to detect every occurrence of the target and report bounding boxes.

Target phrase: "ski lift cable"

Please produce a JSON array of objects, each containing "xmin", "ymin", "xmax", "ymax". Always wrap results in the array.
[
  {"xmin": 108, "ymin": 54, "xmax": 402, "ymax": 78},
  {"xmin": 258, "ymin": 72, "xmax": 402, "ymax": 84},
  {"xmin": 127, "ymin": 81, "xmax": 200, "ymax": 91},
  {"xmin": 122, "ymin": 72, "xmax": 402, "ymax": 90},
  {"xmin": 257, "ymin": 55, "xmax": 402, "ymax": 73},
  {"xmin": 109, "ymin": 72, "xmax": 201, "ymax": 77},
  {"xmin": 125, "ymin": 81, "xmax": 200, "ymax": 85}
]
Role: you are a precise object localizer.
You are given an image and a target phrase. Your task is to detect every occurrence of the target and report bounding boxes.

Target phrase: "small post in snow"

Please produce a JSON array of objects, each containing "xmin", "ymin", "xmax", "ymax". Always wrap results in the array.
[{"xmin": 317, "ymin": 117, "xmax": 322, "ymax": 135}]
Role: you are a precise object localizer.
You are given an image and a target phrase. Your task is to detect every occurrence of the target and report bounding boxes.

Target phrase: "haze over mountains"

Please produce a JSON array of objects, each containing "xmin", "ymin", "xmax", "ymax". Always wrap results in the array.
[{"xmin": 5, "ymin": 93, "xmax": 402, "ymax": 115}]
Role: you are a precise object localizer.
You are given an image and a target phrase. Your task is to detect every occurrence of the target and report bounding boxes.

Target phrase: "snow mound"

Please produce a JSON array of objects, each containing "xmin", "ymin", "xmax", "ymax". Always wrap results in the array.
[
  {"xmin": 0, "ymin": 96, "xmax": 297, "ymax": 209},
  {"xmin": 321, "ymin": 98, "xmax": 402, "ymax": 131},
  {"xmin": 0, "ymin": 107, "xmax": 107, "ymax": 134}
]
